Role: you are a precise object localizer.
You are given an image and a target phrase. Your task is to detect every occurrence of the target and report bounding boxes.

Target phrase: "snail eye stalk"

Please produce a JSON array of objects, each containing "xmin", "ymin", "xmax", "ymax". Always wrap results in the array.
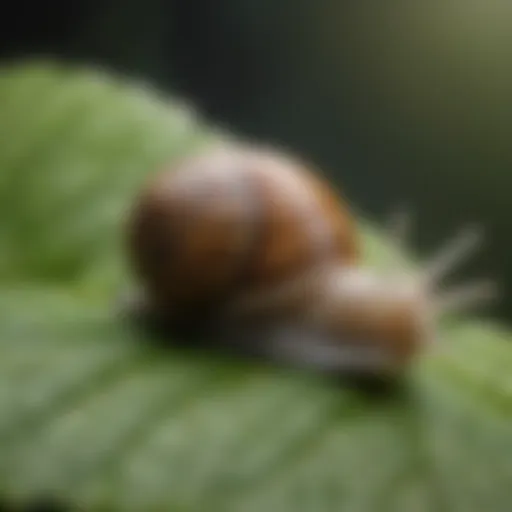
[
  {"xmin": 434, "ymin": 280, "xmax": 499, "ymax": 316},
  {"xmin": 423, "ymin": 225, "xmax": 484, "ymax": 289},
  {"xmin": 385, "ymin": 212, "xmax": 498, "ymax": 316},
  {"xmin": 386, "ymin": 208, "xmax": 413, "ymax": 251}
]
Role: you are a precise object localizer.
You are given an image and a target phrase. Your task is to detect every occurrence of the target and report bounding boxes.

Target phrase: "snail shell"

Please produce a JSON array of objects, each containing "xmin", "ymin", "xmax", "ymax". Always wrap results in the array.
[{"xmin": 127, "ymin": 143, "xmax": 358, "ymax": 322}]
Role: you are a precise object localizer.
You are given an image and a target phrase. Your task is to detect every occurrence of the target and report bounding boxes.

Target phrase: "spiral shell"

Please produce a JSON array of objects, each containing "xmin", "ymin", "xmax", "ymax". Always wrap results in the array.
[{"xmin": 127, "ymin": 143, "xmax": 359, "ymax": 318}]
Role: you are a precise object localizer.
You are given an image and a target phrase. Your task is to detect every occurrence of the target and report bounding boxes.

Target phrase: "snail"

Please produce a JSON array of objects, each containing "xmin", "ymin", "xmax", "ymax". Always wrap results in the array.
[{"xmin": 124, "ymin": 142, "xmax": 496, "ymax": 378}]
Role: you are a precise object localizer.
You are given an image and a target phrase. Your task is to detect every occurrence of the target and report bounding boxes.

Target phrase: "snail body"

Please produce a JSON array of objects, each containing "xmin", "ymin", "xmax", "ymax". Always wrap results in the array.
[{"xmin": 126, "ymin": 143, "xmax": 494, "ymax": 377}]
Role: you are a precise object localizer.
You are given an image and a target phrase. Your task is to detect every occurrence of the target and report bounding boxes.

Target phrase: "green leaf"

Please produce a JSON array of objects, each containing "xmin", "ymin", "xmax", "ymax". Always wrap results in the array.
[{"xmin": 0, "ymin": 60, "xmax": 511, "ymax": 512}]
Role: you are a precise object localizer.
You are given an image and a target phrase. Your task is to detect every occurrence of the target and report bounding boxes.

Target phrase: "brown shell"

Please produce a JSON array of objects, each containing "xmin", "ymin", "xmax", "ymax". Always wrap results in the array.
[{"xmin": 127, "ymin": 144, "xmax": 359, "ymax": 317}]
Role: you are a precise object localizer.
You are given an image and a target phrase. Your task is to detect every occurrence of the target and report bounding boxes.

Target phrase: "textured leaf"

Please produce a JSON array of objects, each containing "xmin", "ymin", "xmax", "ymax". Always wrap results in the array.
[{"xmin": 0, "ymin": 61, "xmax": 511, "ymax": 512}]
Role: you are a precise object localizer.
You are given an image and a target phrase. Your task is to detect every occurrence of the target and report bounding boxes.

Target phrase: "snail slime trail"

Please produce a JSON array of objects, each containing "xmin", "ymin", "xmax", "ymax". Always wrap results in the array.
[{"xmin": 123, "ymin": 142, "xmax": 497, "ymax": 379}]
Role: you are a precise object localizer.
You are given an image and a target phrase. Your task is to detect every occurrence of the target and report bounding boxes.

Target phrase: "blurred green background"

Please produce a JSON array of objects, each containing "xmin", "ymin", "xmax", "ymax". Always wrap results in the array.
[
  {"xmin": 2, "ymin": 0, "xmax": 512, "ymax": 320},
  {"xmin": 2, "ymin": 4, "xmax": 512, "ymax": 510}
]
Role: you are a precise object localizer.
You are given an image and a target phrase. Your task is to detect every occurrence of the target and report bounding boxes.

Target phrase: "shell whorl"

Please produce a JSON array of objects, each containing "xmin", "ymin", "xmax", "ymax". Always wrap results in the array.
[{"xmin": 127, "ymin": 143, "xmax": 359, "ymax": 319}]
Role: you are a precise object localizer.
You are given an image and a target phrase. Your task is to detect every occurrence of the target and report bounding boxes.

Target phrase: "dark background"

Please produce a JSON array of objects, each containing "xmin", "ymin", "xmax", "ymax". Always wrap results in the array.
[{"xmin": 1, "ymin": 0, "xmax": 512, "ymax": 320}]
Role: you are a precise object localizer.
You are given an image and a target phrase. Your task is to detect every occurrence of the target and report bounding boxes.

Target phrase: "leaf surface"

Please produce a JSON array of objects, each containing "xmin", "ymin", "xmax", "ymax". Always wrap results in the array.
[{"xmin": 0, "ymin": 61, "xmax": 511, "ymax": 512}]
